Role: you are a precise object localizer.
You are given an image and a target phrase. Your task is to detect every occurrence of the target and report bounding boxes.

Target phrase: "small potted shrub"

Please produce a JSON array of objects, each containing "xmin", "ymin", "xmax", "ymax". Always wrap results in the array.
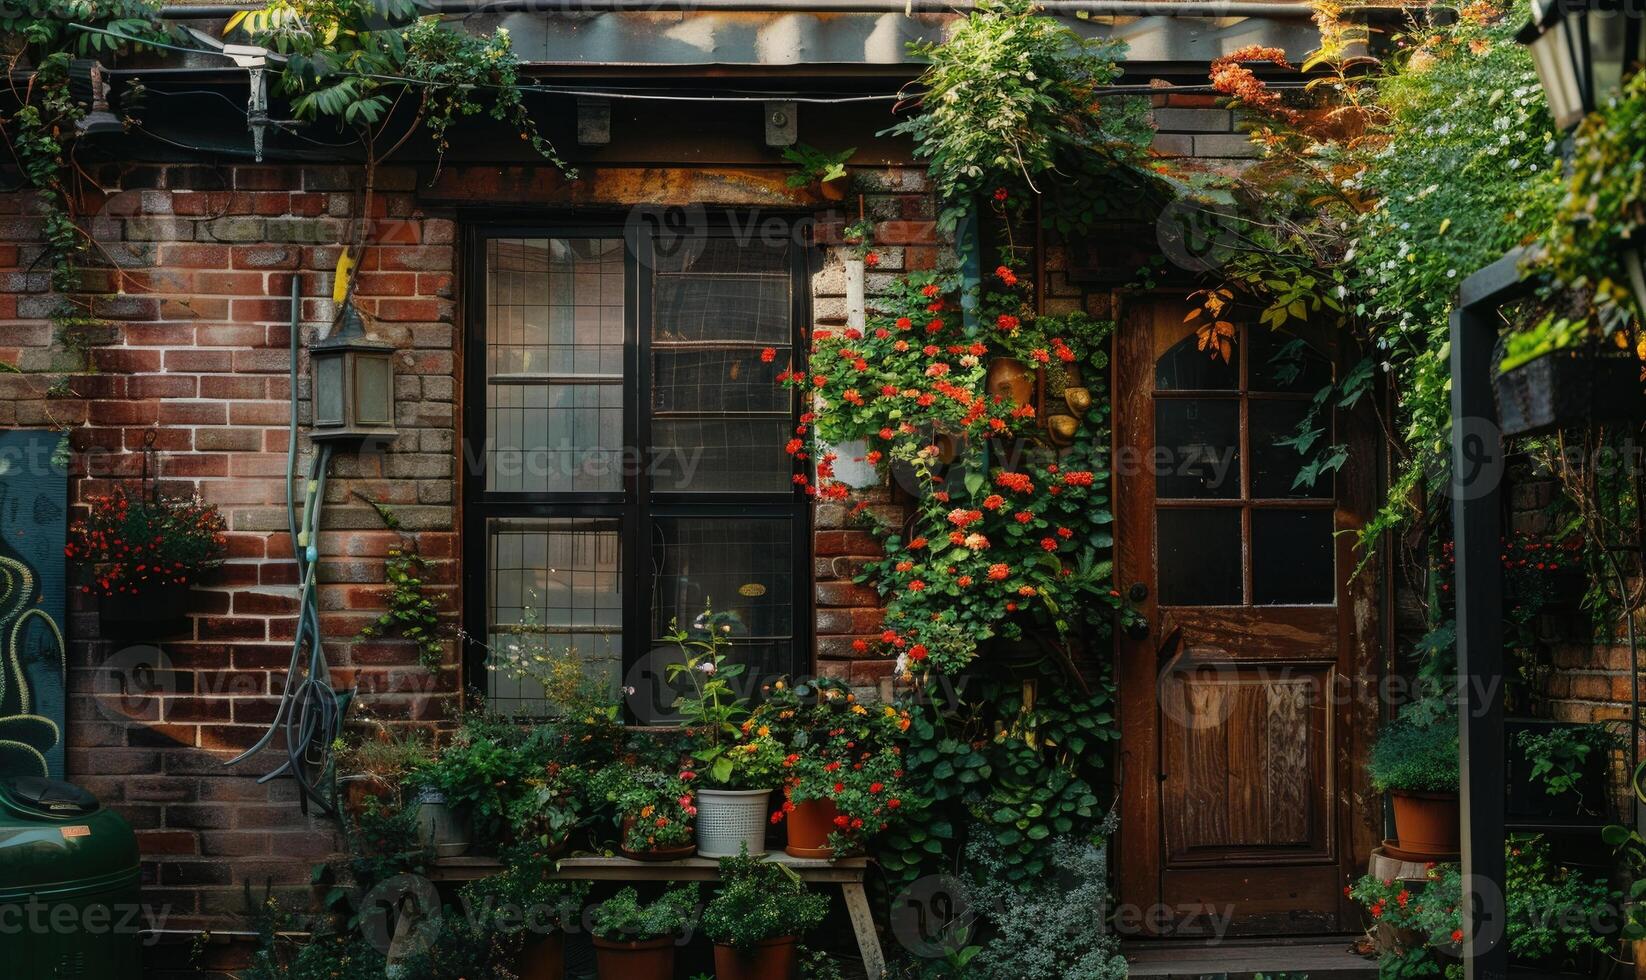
[
  {"xmin": 666, "ymin": 610, "xmax": 785, "ymax": 858},
  {"xmin": 1369, "ymin": 715, "xmax": 1460, "ymax": 860},
  {"xmin": 591, "ymin": 765, "xmax": 697, "ymax": 860},
  {"xmin": 588, "ymin": 884, "xmax": 698, "ymax": 980},
  {"xmin": 66, "ymin": 484, "xmax": 227, "ymax": 626},
  {"xmin": 702, "ymin": 851, "xmax": 830, "ymax": 980},
  {"xmin": 334, "ymin": 727, "xmax": 430, "ymax": 821},
  {"xmin": 459, "ymin": 845, "xmax": 590, "ymax": 980},
  {"xmin": 782, "ymin": 143, "xmax": 853, "ymax": 201}
]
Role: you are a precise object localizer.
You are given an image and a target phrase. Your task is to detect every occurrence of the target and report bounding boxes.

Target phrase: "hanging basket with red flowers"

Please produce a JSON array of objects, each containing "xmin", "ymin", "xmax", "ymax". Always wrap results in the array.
[{"xmin": 65, "ymin": 485, "xmax": 228, "ymax": 617}]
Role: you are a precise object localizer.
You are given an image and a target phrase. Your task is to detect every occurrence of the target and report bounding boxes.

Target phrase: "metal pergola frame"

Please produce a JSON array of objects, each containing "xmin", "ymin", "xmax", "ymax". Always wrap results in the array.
[{"xmin": 1448, "ymin": 248, "xmax": 1531, "ymax": 980}]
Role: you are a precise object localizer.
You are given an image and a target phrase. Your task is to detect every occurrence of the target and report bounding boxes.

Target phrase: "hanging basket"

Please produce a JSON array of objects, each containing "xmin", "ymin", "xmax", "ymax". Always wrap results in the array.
[
  {"xmin": 695, "ymin": 788, "xmax": 772, "ymax": 858},
  {"xmin": 1492, "ymin": 345, "xmax": 1646, "ymax": 437}
]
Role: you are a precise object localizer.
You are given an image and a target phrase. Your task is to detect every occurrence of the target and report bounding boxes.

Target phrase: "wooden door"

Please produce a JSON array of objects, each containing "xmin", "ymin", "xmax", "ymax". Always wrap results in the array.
[{"xmin": 1114, "ymin": 295, "xmax": 1380, "ymax": 937}]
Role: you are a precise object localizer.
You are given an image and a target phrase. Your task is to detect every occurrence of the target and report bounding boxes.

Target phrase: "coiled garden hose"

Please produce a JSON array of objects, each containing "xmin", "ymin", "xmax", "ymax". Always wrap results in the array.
[{"xmin": 224, "ymin": 278, "xmax": 351, "ymax": 816}]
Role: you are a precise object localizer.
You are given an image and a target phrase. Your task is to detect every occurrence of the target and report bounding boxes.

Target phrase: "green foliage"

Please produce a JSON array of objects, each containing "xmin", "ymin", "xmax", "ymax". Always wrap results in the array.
[
  {"xmin": 1367, "ymin": 714, "xmax": 1459, "ymax": 794},
  {"xmin": 886, "ymin": 0, "xmax": 1151, "ymax": 230},
  {"xmin": 587, "ymin": 765, "xmax": 697, "ymax": 852},
  {"xmin": 1350, "ymin": 836, "xmax": 1615, "ymax": 976},
  {"xmin": 1515, "ymin": 724, "xmax": 1617, "ymax": 803},
  {"xmin": 782, "ymin": 144, "xmax": 853, "ymax": 188},
  {"xmin": 700, "ymin": 851, "xmax": 830, "ymax": 949},
  {"xmin": 664, "ymin": 609, "xmax": 786, "ymax": 789},
  {"xmin": 357, "ymin": 544, "xmax": 443, "ymax": 670},
  {"xmin": 1536, "ymin": 64, "xmax": 1646, "ymax": 330},
  {"xmin": 588, "ymin": 884, "xmax": 699, "ymax": 942},
  {"xmin": 959, "ymin": 830, "xmax": 1128, "ymax": 980},
  {"xmin": 231, "ymin": 0, "xmax": 568, "ymax": 177},
  {"xmin": 1343, "ymin": 11, "xmax": 1559, "ymax": 540}
]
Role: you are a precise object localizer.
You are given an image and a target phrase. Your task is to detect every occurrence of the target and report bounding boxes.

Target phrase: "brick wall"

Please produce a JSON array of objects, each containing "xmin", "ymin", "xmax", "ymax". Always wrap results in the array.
[{"xmin": 1, "ymin": 162, "xmax": 461, "ymax": 935}]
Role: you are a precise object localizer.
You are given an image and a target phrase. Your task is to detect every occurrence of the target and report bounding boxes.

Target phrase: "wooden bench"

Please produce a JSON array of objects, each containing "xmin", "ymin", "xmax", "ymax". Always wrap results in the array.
[{"xmin": 430, "ymin": 853, "xmax": 887, "ymax": 978}]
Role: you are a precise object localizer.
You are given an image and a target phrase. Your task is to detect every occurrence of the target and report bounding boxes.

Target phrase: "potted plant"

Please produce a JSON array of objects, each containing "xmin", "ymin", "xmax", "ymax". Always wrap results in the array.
[
  {"xmin": 591, "ymin": 765, "xmax": 698, "ymax": 860},
  {"xmin": 782, "ymin": 143, "xmax": 853, "ymax": 201},
  {"xmin": 763, "ymin": 680, "xmax": 910, "ymax": 859},
  {"xmin": 666, "ymin": 609, "xmax": 785, "ymax": 857},
  {"xmin": 505, "ymin": 762, "xmax": 587, "ymax": 859},
  {"xmin": 459, "ymin": 845, "xmax": 590, "ymax": 980},
  {"xmin": 588, "ymin": 884, "xmax": 698, "ymax": 980},
  {"xmin": 334, "ymin": 727, "xmax": 431, "ymax": 821},
  {"xmin": 66, "ymin": 483, "xmax": 227, "ymax": 627},
  {"xmin": 701, "ymin": 851, "xmax": 830, "ymax": 980},
  {"xmin": 1493, "ymin": 324, "xmax": 1645, "ymax": 437},
  {"xmin": 411, "ymin": 718, "xmax": 531, "ymax": 854},
  {"xmin": 1369, "ymin": 714, "xmax": 1460, "ymax": 860}
]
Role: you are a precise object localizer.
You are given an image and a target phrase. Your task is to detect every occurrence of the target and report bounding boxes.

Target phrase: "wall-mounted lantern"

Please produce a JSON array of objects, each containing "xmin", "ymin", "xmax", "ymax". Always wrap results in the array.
[
  {"xmin": 309, "ymin": 300, "xmax": 396, "ymax": 444},
  {"xmin": 1518, "ymin": 0, "xmax": 1646, "ymax": 130}
]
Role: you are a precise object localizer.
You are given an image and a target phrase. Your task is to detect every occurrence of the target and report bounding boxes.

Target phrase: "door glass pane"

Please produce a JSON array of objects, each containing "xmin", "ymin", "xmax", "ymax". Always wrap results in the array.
[
  {"xmin": 1156, "ymin": 332, "xmax": 1239, "ymax": 391},
  {"xmin": 485, "ymin": 237, "xmax": 625, "ymax": 493},
  {"xmin": 486, "ymin": 518, "xmax": 623, "ymax": 715},
  {"xmin": 1249, "ymin": 329, "xmax": 1332, "ymax": 393},
  {"xmin": 651, "ymin": 236, "xmax": 794, "ymax": 493},
  {"xmin": 1155, "ymin": 399, "xmax": 1241, "ymax": 499},
  {"xmin": 1157, "ymin": 508, "xmax": 1242, "ymax": 605},
  {"xmin": 1251, "ymin": 509, "xmax": 1335, "ymax": 605},
  {"xmin": 1251, "ymin": 400, "xmax": 1331, "ymax": 499},
  {"xmin": 652, "ymin": 517, "xmax": 795, "ymax": 697}
]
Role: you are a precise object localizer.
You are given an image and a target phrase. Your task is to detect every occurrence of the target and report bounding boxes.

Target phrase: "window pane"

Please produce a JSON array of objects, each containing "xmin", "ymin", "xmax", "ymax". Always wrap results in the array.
[
  {"xmin": 650, "ymin": 419, "xmax": 794, "ymax": 493},
  {"xmin": 651, "ymin": 237, "xmax": 794, "ymax": 492},
  {"xmin": 653, "ymin": 349, "xmax": 790, "ymax": 414},
  {"xmin": 487, "ymin": 384, "xmax": 624, "ymax": 493},
  {"xmin": 653, "ymin": 517, "xmax": 794, "ymax": 640},
  {"xmin": 653, "ymin": 277, "xmax": 791, "ymax": 344},
  {"xmin": 1157, "ymin": 508, "xmax": 1242, "ymax": 606},
  {"xmin": 1156, "ymin": 332, "xmax": 1239, "ymax": 391},
  {"xmin": 1249, "ymin": 329, "xmax": 1332, "ymax": 394},
  {"xmin": 1252, "ymin": 509, "xmax": 1335, "ymax": 605},
  {"xmin": 486, "ymin": 518, "xmax": 623, "ymax": 715},
  {"xmin": 486, "ymin": 237, "xmax": 625, "ymax": 493},
  {"xmin": 1155, "ymin": 399, "xmax": 1241, "ymax": 499},
  {"xmin": 1251, "ymin": 400, "xmax": 1331, "ymax": 499}
]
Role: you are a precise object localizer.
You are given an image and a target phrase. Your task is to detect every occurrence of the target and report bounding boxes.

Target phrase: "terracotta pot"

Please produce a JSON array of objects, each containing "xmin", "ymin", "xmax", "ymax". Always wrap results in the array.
[
  {"xmin": 1389, "ymin": 789, "xmax": 1460, "ymax": 858},
  {"xmin": 593, "ymin": 935, "xmax": 675, "ymax": 980},
  {"xmin": 516, "ymin": 931, "xmax": 565, "ymax": 980},
  {"xmin": 815, "ymin": 178, "xmax": 848, "ymax": 202},
  {"xmin": 1633, "ymin": 937, "xmax": 1646, "ymax": 980},
  {"xmin": 784, "ymin": 797, "xmax": 838, "ymax": 859},
  {"xmin": 713, "ymin": 936, "xmax": 798, "ymax": 980},
  {"xmin": 338, "ymin": 774, "xmax": 396, "ymax": 821},
  {"xmin": 986, "ymin": 356, "xmax": 1035, "ymax": 409}
]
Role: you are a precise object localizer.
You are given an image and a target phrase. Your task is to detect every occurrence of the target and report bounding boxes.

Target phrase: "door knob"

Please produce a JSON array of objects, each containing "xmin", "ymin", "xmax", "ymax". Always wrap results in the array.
[{"xmin": 1128, "ymin": 582, "xmax": 1148, "ymax": 602}]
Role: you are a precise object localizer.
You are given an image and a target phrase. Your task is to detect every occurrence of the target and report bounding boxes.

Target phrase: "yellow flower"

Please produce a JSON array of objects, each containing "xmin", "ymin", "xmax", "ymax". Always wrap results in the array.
[{"xmin": 757, "ymin": 725, "xmax": 770, "ymax": 737}]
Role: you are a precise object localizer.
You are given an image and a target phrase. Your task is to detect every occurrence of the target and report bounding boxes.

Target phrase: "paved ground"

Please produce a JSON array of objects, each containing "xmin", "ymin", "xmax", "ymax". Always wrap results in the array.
[{"xmin": 1123, "ymin": 938, "xmax": 1378, "ymax": 979}]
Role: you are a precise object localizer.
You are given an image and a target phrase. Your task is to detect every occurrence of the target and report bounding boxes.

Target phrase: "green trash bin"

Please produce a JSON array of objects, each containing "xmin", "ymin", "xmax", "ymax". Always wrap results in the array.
[{"xmin": 0, "ymin": 777, "xmax": 142, "ymax": 979}]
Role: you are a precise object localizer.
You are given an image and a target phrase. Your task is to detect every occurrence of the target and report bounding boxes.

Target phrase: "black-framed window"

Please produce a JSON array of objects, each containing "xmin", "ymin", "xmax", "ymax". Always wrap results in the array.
[{"xmin": 463, "ymin": 222, "xmax": 812, "ymax": 720}]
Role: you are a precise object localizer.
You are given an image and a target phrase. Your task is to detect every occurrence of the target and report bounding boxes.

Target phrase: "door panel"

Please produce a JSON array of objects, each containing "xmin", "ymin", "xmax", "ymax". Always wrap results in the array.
[{"xmin": 1115, "ymin": 294, "xmax": 1379, "ymax": 938}]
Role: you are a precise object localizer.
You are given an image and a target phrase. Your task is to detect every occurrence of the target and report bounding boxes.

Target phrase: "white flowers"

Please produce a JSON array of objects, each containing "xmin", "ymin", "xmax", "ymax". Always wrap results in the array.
[{"xmin": 696, "ymin": 661, "xmax": 717, "ymax": 675}]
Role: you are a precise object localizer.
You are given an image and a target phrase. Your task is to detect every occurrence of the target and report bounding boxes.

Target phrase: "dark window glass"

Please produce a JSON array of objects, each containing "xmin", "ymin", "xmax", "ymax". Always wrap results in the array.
[
  {"xmin": 653, "ymin": 517, "xmax": 794, "ymax": 686},
  {"xmin": 1155, "ymin": 399, "xmax": 1241, "ymax": 499},
  {"xmin": 1249, "ymin": 329, "xmax": 1332, "ymax": 393},
  {"xmin": 1156, "ymin": 333, "xmax": 1239, "ymax": 391},
  {"xmin": 1157, "ymin": 508, "xmax": 1243, "ymax": 605},
  {"xmin": 652, "ymin": 239, "xmax": 793, "ymax": 491},
  {"xmin": 1251, "ymin": 509, "xmax": 1335, "ymax": 605},
  {"xmin": 1251, "ymin": 400, "xmax": 1331, "ymax": 499}
]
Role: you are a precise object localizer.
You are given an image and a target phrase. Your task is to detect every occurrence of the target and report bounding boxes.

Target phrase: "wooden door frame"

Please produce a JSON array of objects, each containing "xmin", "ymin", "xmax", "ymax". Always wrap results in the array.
[{"xmin": 1111, "ymin": 289, "xmax": 1384, "ymax": 936}]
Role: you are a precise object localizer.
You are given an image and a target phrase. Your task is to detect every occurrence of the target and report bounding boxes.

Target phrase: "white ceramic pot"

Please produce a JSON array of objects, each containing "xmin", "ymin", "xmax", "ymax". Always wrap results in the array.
[{"xmin": 694, "ymin": 788, "xmax": 773, "ymax": 858}]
